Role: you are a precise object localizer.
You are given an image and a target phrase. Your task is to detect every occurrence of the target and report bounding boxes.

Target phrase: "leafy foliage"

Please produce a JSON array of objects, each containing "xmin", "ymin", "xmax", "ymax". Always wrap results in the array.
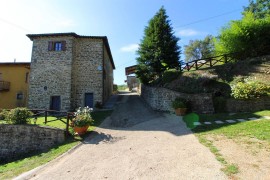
[
  {"xmin": 162, "ymin": 69, "xmax": 181, "ymax": 84},
  {"xmin": 171, "ymin": 97, "xmax": 187, "ymax": 109},
  {"xmin": 136, "ymin": 6, "xmax": 181, "ymax": 84},
  {"xmin": 231, "ymin": 81, "xmax": 270, "ymax": 99},
  {"xmin": 6, "ymin": 108, "xmax": 33, "ymax": 124},
  {"xmin": 243, "ymin": 0, "xmax": 270, "ymax": 19},
  {"xmin": 71, "ymin": 107, "xmax": 94, "ymax": 127},
  {"xmin": 215, "ymin": 12, "xmax": 270, "ymax": 59},
  {"xmin": 0, "ymin": 109, "xmax": 9, "ymax": 120},
  {"xmin": 184, "ymin": 35, "xmax": 215, "ymax": 62}
]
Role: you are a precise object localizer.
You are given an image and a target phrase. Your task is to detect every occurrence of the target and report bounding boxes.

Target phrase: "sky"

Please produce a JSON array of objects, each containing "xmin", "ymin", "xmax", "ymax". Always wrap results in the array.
[{"xmin": 0, "ymin": 0, "xmax": 249, "ymax": 85}]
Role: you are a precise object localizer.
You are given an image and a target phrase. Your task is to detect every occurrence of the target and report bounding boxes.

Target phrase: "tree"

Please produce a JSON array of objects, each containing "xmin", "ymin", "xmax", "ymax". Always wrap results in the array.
[
  {"xmin": 215, "ymin": 12, "xmax": 270, "ymax": 59},
  {"xmin": 243, "ymin": 0, "xmax": 270, "ymax": 19},
  {"xmin": 136, "ymin": 7, "xmax": 181, "ymax": 84},
  {"xmin": 184, "ymin": 35, "xmax": 215, "ymax": 62}
]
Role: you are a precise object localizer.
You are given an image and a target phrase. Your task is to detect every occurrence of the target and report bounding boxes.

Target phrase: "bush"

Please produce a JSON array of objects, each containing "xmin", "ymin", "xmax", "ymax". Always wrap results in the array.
[
  {"xmin": 162, "ymin": 69, "xmax": 181, "ymax": 84},
  {"xmin": 231, "ymin": 81, "xmax": 270, "ymax": 99},
  {"xmin": 0, "ymin": 109, "xmax": 9, "ymax": 120},
  {"xmin": 172, "ymin": 97, "xmax": 187, "ymax": 109},
  {"xmin": 6, "ymin": 108, "xmax": 33, "ymax": 124}
]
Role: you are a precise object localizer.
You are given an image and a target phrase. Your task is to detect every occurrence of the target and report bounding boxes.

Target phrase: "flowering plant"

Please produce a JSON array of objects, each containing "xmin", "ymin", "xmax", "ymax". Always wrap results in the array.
[{"xmin": 71, "ymin": 107, "xmax": 94, "ymax": 127}]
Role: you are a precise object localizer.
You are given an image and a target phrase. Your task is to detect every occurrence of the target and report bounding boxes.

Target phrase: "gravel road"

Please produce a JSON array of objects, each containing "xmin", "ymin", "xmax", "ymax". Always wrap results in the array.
[{"xmin": 17, "ymin": 92, "xmax": 226, "ymax": 180}]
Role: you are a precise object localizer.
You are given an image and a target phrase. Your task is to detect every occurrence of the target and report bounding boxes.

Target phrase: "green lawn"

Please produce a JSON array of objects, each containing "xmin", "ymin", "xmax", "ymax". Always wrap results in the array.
[
  {"xmin": 183, "ymin": 110, "xmax": 270, "ymax": 176},
  {"xmin": 0, "ymin": 110, "xmax": 112, "ymax": 180}
]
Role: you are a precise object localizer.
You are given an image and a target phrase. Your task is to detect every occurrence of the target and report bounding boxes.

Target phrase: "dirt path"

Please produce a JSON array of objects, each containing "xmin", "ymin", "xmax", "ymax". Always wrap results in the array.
[{"xmin": 17, "ymin": 92, "xmax": 226, "ymax": 180}]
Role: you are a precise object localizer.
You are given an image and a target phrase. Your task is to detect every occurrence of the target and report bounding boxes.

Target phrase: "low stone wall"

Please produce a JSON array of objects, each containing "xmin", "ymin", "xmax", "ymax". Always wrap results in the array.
[
  {"xmin": 226, "ymin": 97, "xmax": 270, "ymax": 112},
  {"xmin": 0, "ymin": 125, "xmax": 65, "ymax": 163},
  {"xmin": 140, "ymin": 85, "xmax": 214, "ymax": 114}
]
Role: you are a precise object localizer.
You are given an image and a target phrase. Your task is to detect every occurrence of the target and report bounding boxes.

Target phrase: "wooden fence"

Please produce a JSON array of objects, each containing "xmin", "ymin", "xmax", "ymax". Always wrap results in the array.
[
  {"xmin": 181, "ymin": 53, "xmax": 235, "ymax": 71},
  {"xmin": 30, "ymin": 109, "xmax": 75, "ymax": 136}
]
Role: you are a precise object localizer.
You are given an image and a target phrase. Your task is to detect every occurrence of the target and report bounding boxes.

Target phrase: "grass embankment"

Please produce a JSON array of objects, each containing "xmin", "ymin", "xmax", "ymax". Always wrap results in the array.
[
  {"xmin": 183, "ymin": 110, "xmax": 270, "ymax": 177},
  {"xmin": 0, "ymin": 110, "xmax": 112, "ymax": 180}
]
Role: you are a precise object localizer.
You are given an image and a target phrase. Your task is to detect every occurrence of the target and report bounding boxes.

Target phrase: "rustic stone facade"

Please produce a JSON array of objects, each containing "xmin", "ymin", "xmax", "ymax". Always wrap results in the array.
[
  {"xmin": 0, "ymin": 125, "xmax": 65, "ymax": 163},
  {"xmin": 27, "ymin": 33, "xmax": 115, "ymax": 111},
  {"xmin": 140, "ymin": 85, "xmax": 215, "ymax": 114}
]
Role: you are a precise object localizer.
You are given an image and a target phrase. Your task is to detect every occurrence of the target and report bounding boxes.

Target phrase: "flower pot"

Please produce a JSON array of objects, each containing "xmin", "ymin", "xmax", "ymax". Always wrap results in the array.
[
  {"xmin": 73, "ymin": 125, "xmax": 89, "ymax": 135},
  {"xmin": 175, "ymin": 108, "xmax": 187, "ymax": 116}
]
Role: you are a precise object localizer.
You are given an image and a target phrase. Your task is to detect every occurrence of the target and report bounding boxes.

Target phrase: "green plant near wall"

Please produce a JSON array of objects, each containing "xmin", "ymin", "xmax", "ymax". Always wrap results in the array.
[
  {"xmin": 6, "ymin": 108, "xmax": 33, "ymax": 124},
  {"xmin": 231, "ymin": 81, "xmax": 270, "ymax": 99}
]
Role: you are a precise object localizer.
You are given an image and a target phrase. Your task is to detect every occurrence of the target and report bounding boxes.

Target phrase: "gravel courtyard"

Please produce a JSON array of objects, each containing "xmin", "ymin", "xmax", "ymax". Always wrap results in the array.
[{"xmin": 17, "ymin": 92, "xmax": 226, "ymax": 180}]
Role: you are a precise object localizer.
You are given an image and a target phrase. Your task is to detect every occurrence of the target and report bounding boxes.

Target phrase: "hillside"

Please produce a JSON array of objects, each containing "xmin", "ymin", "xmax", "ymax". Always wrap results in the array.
[{"xmin": 164, "ymin": 55, "xmax": 270, "ymax": 97}]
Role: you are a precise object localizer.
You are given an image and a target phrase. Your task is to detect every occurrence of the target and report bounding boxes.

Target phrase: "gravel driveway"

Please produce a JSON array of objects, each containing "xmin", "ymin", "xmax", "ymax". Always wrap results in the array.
[{"xmin": 17, "ymin": 92, "xmax": 226, "ymax": 180}]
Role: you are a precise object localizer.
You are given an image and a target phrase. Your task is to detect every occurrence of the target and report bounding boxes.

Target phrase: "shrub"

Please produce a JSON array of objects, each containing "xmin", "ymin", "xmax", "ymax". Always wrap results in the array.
[
  {"xmin": 6, "ymin": 108, "xmax": 33, "ymax": 124},
  {"xmin": 0, "ymin": 109, "xmax": 9, "ymax": 120},
  {"xmin": 162, "ymin": 69, "xmax": 181, "ymax": 84},
  {"xmin": 172, "ymin": 97, "xmax": 187, "ymax": 109},
  {"xmin": 231, "ymin": 81, "xmax": 270, "ymax": 99}
]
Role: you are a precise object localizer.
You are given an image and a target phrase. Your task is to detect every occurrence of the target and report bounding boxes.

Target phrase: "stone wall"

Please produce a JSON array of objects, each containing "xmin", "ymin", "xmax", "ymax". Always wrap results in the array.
[
  {"xmin": 141, "ymin": 85, "xmax": 214, "ymax": 114},
  {"xmin": 103, "ymin": 45, "xmax": 114, "ymax": 103},
  {"xmin": 71, "ymin": 38, "xmax": 103, "ymax": 109},
  {"xmin": 0, "ymin": 125, "xmax": 65, "ymax": 163},
  {"xmin": 28, "ymin": 37, "xmax": 74, "ymax": 111},
  {"xmin": 226, "ymin": 97, "xmax": 270, "ymax": 112}
]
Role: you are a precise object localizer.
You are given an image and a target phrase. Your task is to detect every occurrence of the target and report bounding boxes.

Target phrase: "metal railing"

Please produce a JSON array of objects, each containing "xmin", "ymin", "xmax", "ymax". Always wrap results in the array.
[{"xmin": 0, "ymin": 81, "xmax": 10, "ymax": 91}]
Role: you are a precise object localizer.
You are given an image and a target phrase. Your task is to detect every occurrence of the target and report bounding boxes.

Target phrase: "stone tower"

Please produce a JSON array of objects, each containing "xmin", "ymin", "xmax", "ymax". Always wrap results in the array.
[{"xmin": 27, "ymin": 33, "xmax": 115, "ymax": 111}]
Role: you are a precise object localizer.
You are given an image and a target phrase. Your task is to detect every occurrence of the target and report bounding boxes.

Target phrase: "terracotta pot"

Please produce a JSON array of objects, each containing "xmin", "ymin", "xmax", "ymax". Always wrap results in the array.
[
  {"xmin": 175, "ymin": 108, "xmax": 187, "ymax": 116},
  {"xmin": 73, "ymin": 125, "xmax": 89, "ymax": 135}
]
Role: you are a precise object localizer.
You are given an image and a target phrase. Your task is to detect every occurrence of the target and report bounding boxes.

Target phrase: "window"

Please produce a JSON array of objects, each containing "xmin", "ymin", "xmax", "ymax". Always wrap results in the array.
[
  {"xmin": 17, "ymin": 93, "xmax": 23, "ymax": 100},
  {"xmin": 48, "ymin": 41, "xmax": 66, "ymax": 51}
]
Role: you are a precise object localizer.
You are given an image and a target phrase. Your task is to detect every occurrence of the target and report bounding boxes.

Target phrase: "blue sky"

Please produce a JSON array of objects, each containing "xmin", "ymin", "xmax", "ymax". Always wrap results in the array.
[{"xmin": 0, "ymin": 0, "xmax": 249, "ymax": 85}]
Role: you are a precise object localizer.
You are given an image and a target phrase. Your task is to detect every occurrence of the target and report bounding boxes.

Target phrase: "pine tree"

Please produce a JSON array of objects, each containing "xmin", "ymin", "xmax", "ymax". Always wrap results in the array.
[{"xmin": 136, "ymin": 6, "xmax": 181, "ymax": 84}]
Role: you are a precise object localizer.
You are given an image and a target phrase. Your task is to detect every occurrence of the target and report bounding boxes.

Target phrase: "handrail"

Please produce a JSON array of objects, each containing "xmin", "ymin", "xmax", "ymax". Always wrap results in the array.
[{"xmin": 0, "ymin": 81, "xmax": 10, "ymax": 91}]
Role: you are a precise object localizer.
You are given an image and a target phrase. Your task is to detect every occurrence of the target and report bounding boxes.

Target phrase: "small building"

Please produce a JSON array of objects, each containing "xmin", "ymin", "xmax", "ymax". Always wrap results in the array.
[
  {"xmin": 27, "ymin": 33, "xmax": 115, "ymax": 111},
  {"xmin": 125, "ymin": 65, "xmax": 139, "ymax": 91},
  {"xmin": 0, "ymin": 62, "xmax": 30, "ymax": 109}
]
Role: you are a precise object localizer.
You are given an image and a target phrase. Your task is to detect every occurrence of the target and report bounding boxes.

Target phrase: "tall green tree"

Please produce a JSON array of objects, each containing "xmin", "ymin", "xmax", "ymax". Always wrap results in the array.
[
  {"xmin": 243, "ymin": 0, "xmax": 270, "ymax": 19},
  {"xmin": 184, "ymin": 35, "xmax": 215, "ymax": 62},
  {"xmin": 136, "ymin": 7, "xmax": 181, "ymax": 84},
  {"xmin": 215, "ymin": 12, "xmax": 270, "ymax": 59}
]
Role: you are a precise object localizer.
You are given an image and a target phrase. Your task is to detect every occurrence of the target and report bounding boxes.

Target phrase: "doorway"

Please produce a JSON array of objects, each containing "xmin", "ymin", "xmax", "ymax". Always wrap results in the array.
[
  {"xmin": 85, "ymin": 93, "xmax": 94, "ymax": 108},
  {"xmin": 50, "ymin": 96, "xmax": 61, "ymax": 111}
]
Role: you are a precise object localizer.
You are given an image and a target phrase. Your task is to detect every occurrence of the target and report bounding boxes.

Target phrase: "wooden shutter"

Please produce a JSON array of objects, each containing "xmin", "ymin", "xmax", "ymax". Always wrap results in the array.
[
  {"xmin": 62, "ymin": 41, "xmax": 66, "ymax": 51},
  {"xmin": 48, "ymin": 41, "xmax": 53, "ymax": 51}
]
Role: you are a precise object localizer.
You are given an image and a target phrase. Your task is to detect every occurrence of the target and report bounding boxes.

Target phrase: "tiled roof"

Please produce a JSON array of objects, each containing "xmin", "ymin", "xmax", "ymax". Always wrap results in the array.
[{"xmin": 26, "ymin": 33, "xmax": 115, "ymax": 69}]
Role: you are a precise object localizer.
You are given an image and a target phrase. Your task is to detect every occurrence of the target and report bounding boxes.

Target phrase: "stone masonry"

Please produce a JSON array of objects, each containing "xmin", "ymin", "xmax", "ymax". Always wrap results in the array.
[
  {"xmin": 141, "ymin": 85, "xmax": 215, "ymax": 114},
  {"xmin": 27, "ymin": 33, "xmax": 115, "ymax": 111},
  {"xmin": 0, "ymin": 125, "xmax": 65, "ymax": 163}
]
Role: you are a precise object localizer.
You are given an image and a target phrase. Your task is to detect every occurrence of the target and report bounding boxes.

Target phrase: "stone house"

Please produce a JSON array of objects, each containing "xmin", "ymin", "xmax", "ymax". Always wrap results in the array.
[{"xmin": 27, "ymin": 33, "xmax": 115, "ymax": 111}]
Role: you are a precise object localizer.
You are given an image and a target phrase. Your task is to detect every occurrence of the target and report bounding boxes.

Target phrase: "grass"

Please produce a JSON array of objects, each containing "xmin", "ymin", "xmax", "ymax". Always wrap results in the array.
[
  {"xmin": 183, "ymin": 110, "xmax": 270, "ymax": 176},
  {"xmin": 0, "ymin": 110, "xmax": 112, "ymax": 180}
]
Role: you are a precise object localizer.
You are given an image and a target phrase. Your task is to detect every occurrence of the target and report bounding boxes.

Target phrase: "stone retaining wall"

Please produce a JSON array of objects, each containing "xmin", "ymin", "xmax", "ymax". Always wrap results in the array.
[
  {"xmin": 0, "ymin": 125, "xmax": 65, "ymax": 163},
  {"xmin": 226, "ymin": 97, "xmax": 270, "ymax": 112},
  {"xmin": 140, "ymin": 85, "xmax": 215, "ymax": 114}
]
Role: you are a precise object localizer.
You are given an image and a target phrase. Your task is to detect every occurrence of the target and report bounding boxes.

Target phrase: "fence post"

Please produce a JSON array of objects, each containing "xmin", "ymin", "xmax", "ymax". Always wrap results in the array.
[
  {"xmin": 209, "ymin": 58, "xmax": 213, "ymax": 67},
  {"xmin": 195, "ymin": 60, "xmax": 198, "ymax": 70},
  {"xmin": 66, "ymin": 113, "xmax": 70, "ymax": 136},
  {"xmin": 45, "ymin": 110, "xmax": 47, "ymax": 124},
  {"xmin": 224, "ymin": 55, "xmax": 228, "ymax": 63}
]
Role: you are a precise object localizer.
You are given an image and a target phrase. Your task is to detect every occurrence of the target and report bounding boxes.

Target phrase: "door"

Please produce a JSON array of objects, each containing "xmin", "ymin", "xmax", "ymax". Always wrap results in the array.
[
  {"xmin": 50, "ymin": 96, "xmax": 61, "ymax": 111},
  {"xmin": 85, "ymin": 93, "xmax": 93, "ymax": 108}
]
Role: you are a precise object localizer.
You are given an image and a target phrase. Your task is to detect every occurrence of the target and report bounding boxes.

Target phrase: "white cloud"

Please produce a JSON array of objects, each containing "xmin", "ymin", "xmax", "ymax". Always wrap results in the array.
[
  {"xmin": 178, "ymin": 29, "xmax": 200, "ymax": 36},
  {"xmin": 120, "ymin": 44, "xmax": 139, "ymax": 52}
]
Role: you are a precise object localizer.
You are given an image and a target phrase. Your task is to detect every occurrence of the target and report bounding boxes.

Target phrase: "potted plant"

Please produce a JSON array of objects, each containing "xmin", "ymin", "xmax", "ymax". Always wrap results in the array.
[
  {"xmin": 71, "ymin": 106, "xmax": 94, "ymax": 135},
  {"xmin": 171, "ymin": 97, "xmax": 187, "ymax": 116}
]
